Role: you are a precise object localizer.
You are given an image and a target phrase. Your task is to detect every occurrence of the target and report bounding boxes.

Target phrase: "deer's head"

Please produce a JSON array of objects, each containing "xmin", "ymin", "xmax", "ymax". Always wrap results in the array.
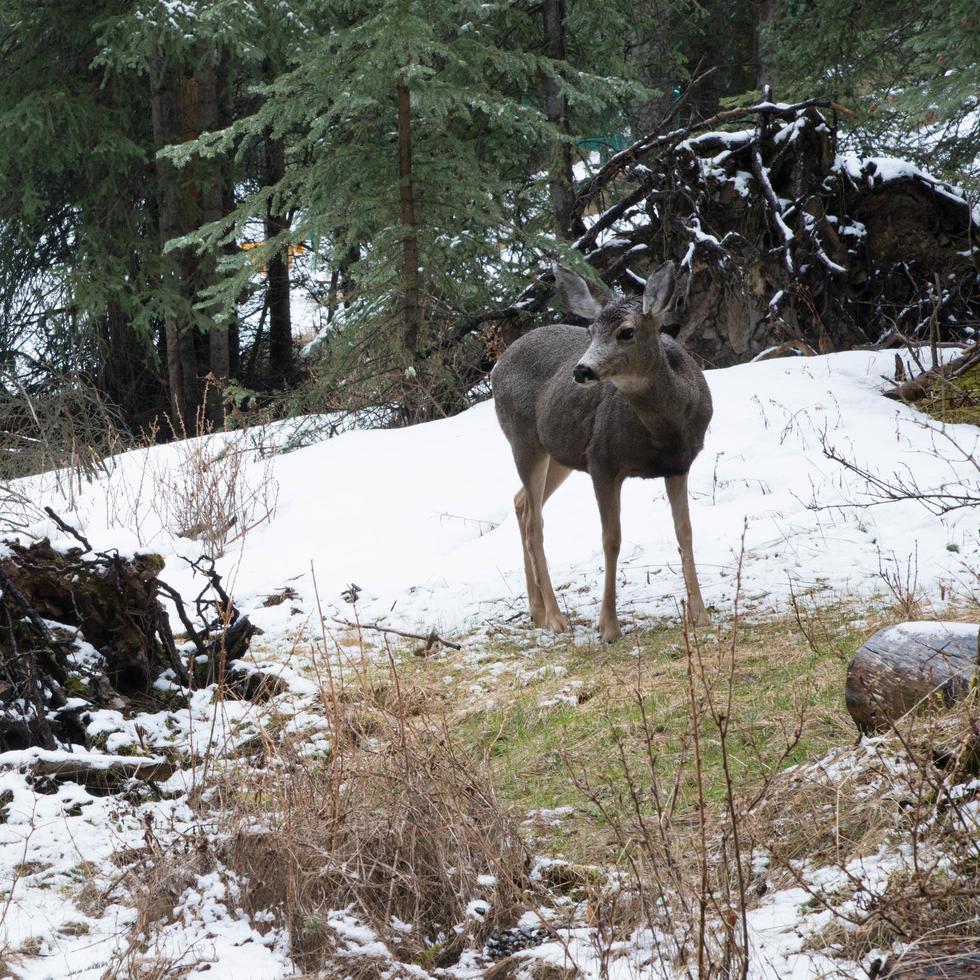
[{"xmin": 554, "ymin": 262, "xmax": 678, "ymax": 388}]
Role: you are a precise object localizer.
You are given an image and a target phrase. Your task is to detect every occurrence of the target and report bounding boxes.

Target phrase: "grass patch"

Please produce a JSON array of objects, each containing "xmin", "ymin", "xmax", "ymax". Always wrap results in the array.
[
  {"xmin": 446, "ymin": 611, "xmax": 867, "ymax": 863},
  {"xmin": 919, "ymin": 362, "xmax": 980, "ymax": 425}
]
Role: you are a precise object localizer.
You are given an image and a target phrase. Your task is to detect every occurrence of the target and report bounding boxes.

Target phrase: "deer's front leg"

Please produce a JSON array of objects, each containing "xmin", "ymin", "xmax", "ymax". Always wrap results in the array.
[
  {"xmin": 593, "ymin": 474, "xmax": 624, "ymax": 642},
  {"xmin": 665, "ymin": 473, "xmax": 710, "ymax": 627}
]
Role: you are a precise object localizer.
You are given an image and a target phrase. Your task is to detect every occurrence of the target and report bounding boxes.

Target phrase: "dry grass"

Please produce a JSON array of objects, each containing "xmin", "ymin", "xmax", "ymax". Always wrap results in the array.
[
  {"xmin": 114, "ymin": 639, "xmax": 536, "ymax": 976},
  {"xmin": 920, "ymin": 362, "xmax": 980, "ymax": 426},
  {"xmin": 751, "ymin": 696, "xmax": 980, "ymax": 972},
  {"xmin": 143, "ymin": 405, "xmax": 279, "ymax": 557},
  {"xmin": 98, "ymin": 596, "xmax": 979, "ymax": 978}
]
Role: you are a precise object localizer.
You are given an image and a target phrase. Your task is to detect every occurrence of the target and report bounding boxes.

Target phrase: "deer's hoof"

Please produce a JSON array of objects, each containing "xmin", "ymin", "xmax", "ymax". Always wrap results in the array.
[
  {"xmin": 546, "ymin": 612, "xmax": 569, "ymax": 634},
  {"xmin": 600, "ymin": 626, "xmax": 622, "ymax": 644}
]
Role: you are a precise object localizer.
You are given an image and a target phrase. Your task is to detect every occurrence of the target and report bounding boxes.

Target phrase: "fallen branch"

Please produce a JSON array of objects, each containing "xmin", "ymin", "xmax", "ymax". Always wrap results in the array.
[
  {"xmin": 814, "ymin": 427, "xmax": 979, "ymax": 516},
  {"xmin": 884, "ymin": 342, "xmax": 980, "ymax": 403},
  {"xmin": 331, "ymin": 617, "xmax": 462, "ymax": 651},
  {"xmin": 1, "ymin": 750, "xmax": 175, "ymax": 785}
]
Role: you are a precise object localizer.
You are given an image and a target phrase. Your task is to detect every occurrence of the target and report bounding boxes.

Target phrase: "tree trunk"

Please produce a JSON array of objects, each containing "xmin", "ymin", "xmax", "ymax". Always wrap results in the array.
[
  {"xmin": 196, "ymin": 46, "xmax": 231, "ymax": 425},
  {"xmin": 845, "ymin": 623, "xmax": 979, "ymax": 734},
  {"xmin": 98, "ymin": 300, "xmax": 164, "ymax": 432},
  {"xmin": 755, "ymin": 0, "xmax": 778, "ymax": 92},
  {"xmin": 631, "ymin": 3, "xmax": 677, "ymax": 137},
  {"xmin": 396, "ymin": 74, "xmax": 422, "ymax": 358},
  {"xmin": 542, "ymin": 0, "xmax": 578, "ymax": 240},
  {"xmin": 150, "ymin": 38, "xmax": 234, "ymax": 430},
  {"xmin": 149, "ymin": 37, "xmax": 203, "ymax": 426},
  {"xmin": 264, "ymin": 136, "xmax": 292, "ymax": 383}
]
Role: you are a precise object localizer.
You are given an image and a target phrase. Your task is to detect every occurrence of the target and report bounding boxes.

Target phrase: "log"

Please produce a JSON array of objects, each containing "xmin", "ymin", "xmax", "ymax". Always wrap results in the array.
[
  {"xmin": 845, "ymin": 622, "xmax": 979, "ymax": 734},
  {"xmin": 0, "ymin": 748, "xmax": 175, "ymax": 785},
  {"xmin": 883, "ymin": 342, "xmax": 980, "ymax": 403},
  {"xmin": 882, "ymin": 940, "xmax": 980, "ymax": 978}
]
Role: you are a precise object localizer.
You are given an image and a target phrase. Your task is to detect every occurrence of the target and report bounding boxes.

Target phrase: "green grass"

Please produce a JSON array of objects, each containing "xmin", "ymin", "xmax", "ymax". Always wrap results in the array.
[
  {"xmin": 409, "ymin": 610, "xmax": 877, "ymax": 862},
  {"xmin": 920, "ymin": 362, "xmax": 980, "ymax": 426}
]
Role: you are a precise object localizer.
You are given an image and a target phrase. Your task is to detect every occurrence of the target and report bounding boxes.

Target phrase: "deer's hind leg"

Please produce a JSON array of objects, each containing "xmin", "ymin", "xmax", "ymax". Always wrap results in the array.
[{"xmin": 515, "ymin": 455, "xmax": 571, "ymax": 631}]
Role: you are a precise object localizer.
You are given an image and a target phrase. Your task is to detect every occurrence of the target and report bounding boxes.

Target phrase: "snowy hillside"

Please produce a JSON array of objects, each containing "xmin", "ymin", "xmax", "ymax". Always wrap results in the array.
[{"xmin": 17, "ymin": 349, "xmax": 979, "ymax": 645}]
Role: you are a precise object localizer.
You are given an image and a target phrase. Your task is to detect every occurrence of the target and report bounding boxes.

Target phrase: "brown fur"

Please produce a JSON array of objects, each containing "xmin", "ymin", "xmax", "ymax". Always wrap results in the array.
[{"xmin": 491, "ymin": 262, "xmax": 712, "ymax": 640}]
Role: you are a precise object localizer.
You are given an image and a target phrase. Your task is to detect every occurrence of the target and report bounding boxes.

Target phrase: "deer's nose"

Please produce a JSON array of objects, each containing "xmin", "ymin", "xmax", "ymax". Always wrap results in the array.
[{"xmin": 573, "ymin": 364, "xmax": 597, "ymax": 384}]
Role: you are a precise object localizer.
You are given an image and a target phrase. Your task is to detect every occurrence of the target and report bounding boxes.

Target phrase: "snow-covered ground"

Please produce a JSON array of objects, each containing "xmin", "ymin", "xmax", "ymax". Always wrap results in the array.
[
  {"xmin": 15, "ymin": 348, "xmax": 978, "ymax": 646},
  {"xmin": 1, "ymin": 348, "xmax": 977, "ymax": 978}
]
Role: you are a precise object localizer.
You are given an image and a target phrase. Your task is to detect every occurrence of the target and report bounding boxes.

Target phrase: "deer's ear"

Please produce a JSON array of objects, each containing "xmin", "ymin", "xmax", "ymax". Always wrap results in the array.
[
  {"xmin": 553, "ymin": 265, "xmax": 609, "ymax": 320},
  {"xmin": 642, "ymin": 261, "xmax": 677, "ymax": 318}
]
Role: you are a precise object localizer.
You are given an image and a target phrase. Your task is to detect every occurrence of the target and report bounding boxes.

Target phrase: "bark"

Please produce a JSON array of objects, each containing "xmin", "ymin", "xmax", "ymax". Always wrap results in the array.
[
  {"xmin": 754, "ymin": 0, "xmax": 778, "ymax": 91},
  {"xmin": 6, "ymin": 756, "xmax": 177, "ymax": 786},
  {"xmin": 542, "ymin": 0, "xmax": 578, "ymax": 240},
  {"xmin": 150, "ymin": 38, "xmax": 202, "ymax": 425},
  {"xmin": 196, "ymin": 47, "xmax": 231, "ymax": 424},
  {"xmin": 98, "ymin": 299, "xmax": 165, "ymax": 432},
  {"xmin": 884, "ymin": 343, "xmax": 980, "ymax": 402},
  {"xmin": 396, "ymin": 75, "xmax": 422, "ymax": 358},
  {"xmin": 631, "ymin": 3, "xmax": 677, "ymax": 136},
  {"xmin": 882, "ymin": 942, "xmax": 980, "ymax": 978},
  {"xmin": 264, "ymin": 136, "xmax": 292, "ymax": 382},
  {"xmin": 845, "ymin": 623, "xmax": 979, "ymax": 734},
  {"xmin": 150, "ymin": 39, "xmax": 236, "ymax": 428}
]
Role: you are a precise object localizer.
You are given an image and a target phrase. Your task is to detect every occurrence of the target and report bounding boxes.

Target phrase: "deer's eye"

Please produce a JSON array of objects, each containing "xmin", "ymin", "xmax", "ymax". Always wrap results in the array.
[{"xmin": 617, "ymin": 327, "xmax": 635, "ymax": 342}]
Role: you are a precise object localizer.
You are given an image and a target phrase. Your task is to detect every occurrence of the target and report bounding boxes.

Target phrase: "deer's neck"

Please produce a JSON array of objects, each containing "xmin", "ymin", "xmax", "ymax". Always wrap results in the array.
[{"xmin": 614, "ymin": 337, "xmax": 687, "ymax": 440}]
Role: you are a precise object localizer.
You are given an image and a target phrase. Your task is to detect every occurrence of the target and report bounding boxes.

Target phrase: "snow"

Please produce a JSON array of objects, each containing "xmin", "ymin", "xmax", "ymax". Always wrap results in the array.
[
  {"xmin": 885, "ymin": 620, "xmax": 978, "ymax": 639},
  {"xmin": 5, "ymin": 349, "xmax": 977, "ymax": 647},
  {"xmin": 1, "ymin": 348, "xmax": 978, "ymax": 977},
  {"xmin": 836, "ymin": 152, "xmax": 980, "ymax": 223},
  {"xmin": 0, "ymin": 746, "xmax": 167, "ymax": 770}
]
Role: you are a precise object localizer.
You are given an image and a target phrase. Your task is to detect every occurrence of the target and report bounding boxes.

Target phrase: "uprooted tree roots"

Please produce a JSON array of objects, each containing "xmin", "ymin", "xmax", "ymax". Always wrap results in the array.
[
  {"xmin": 465, "ymin": 100, "xmax": 979, "ymax": 370},
  {"xmin": 0, "ymin": 520, "xmax": 256, "ymax": 754}
]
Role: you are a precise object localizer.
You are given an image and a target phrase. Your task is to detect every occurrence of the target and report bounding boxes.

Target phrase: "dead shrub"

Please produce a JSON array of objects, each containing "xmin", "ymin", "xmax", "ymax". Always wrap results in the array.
[
  {"xmin": 115, "ymin": 393, "xmax": 279, "ymax": 557},
  {"xmin": 0, "ymin": 372, "xmax": 132, "ymax": 485},
  {"xmin": 0, "ymin": 372, "xmax": 134, "ymax": 531},
  {"xmin": 216, "ymin": 653, "xmax": 533, "ymax": 973},
  {"xmin": 753, "ymin": 697, "xmax": 980, "ymax": 970},
  {"xmin": 127, "ymin": 833, "xmax": 214, "ymax": 940},
  {"xmin": 152, "ymin": 436, "xmax": 277, "ymax": 558}
]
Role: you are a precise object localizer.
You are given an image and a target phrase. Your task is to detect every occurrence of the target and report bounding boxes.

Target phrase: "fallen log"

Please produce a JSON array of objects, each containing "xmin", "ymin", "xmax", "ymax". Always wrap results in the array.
[
  {"xmin": 0, "ymin": 747, "xmax": 175, "ymax": 785},
  {"xmin": 845, "ymin": 622, "xmax": 979, "ymax": 734},
  {"xmin": 883, "ymin": 940, "xmax": 980, "ymax": 979}
]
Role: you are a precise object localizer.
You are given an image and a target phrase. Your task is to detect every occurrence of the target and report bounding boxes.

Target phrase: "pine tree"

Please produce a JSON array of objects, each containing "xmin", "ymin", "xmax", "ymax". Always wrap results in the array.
[
  {"xmin": 768, "ymin": 0, "xmax": 980, "ymax": 185},
  {"xmin": 0, "ymin": 0, "xmax": 166, "ymax": 427},
  {"xmin": 97, "ymin": 0, "xmax": 249, "ymax": 423},
  {"xmin": 0, "ymin": 0, "xmax": 255, "ymax": 429},
  {"xmin": 172, "ymin": 0, "xmax": 633, "ymax": 419}
]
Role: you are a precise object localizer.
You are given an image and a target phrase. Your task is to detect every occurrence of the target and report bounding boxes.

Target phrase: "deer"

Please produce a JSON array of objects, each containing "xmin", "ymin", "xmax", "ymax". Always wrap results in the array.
[{"xmin": 490, "ymin": 260, "xmax": 712, "ymax": 642}]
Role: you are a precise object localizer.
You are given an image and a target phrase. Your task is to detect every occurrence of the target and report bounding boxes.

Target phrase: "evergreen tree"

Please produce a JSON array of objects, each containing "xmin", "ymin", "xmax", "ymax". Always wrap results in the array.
[
  {"xmin": 0, "ymin": 0, "xmax": 165, "ymax": 427},
  {"xmin": 96, "ymin": 0, "xmax": 251, "ymax": 423},
  {"xmin": 768, "ymin": 0, "xmax": 980, "ymax": 185},
  {"xmin": 172, "ymin": 0, "xmax": 633, "ymax": 419}
]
